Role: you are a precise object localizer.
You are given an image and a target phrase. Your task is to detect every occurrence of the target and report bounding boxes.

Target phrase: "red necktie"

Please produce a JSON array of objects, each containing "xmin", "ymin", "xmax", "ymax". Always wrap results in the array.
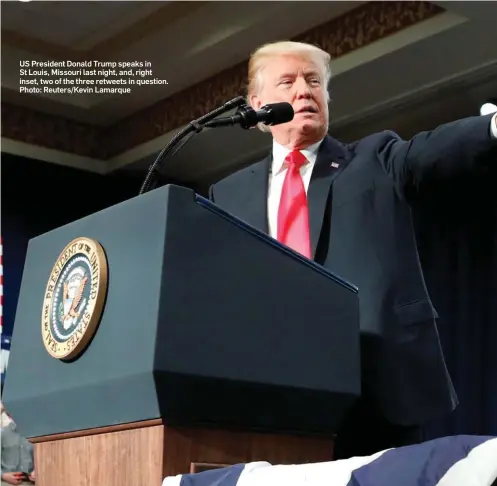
[{"xmin": 277, "ymin": 150, "xmax": 311, "ymax": 258}]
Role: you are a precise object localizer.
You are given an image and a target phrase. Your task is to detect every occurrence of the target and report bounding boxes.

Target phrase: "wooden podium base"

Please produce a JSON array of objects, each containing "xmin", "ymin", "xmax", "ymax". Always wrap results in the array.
[{"xmin": 31, "ymin": 420, "xmax": 334, "ymax": 486}]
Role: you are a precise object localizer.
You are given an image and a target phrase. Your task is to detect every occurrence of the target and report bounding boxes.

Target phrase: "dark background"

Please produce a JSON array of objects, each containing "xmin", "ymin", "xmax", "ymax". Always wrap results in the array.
[{"xmin": 411, "ymin": 162, "xmax": 497, "ymax": 439}]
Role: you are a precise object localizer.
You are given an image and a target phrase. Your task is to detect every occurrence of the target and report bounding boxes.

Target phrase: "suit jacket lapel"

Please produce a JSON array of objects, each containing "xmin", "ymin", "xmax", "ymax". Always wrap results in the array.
[
  {"xmin": 240, "ymin": 154, "xmax": 271, "ymax": 233},
  {"xmin": 307, "ymin": 135, "xmax": 351, "ymax": 258}
]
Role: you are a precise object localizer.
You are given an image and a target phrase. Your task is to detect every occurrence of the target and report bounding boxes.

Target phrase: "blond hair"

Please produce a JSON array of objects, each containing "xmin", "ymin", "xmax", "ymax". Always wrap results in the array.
[{"xmin": 247, "ymin": 41, "xmax": 331, "ymax": 131}]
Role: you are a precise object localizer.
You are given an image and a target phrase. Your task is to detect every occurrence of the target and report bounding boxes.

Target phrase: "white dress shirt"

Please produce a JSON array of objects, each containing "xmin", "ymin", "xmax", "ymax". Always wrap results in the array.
[{"xmin": 267, "ymin": 138, "xmax": 324, "ymax": 238}]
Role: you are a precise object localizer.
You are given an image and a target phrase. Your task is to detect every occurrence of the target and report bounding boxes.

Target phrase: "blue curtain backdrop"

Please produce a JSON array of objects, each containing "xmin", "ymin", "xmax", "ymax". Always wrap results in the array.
[{"xmin": 413, "ymin": 163, "xmax": 497, "ymax": 438}]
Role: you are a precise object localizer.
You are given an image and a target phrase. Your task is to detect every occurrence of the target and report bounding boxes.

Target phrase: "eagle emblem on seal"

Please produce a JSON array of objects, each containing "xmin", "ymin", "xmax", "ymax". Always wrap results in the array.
[{"xmin": 60, "ymin": 266, "xmax": 89, "ymax": 330}]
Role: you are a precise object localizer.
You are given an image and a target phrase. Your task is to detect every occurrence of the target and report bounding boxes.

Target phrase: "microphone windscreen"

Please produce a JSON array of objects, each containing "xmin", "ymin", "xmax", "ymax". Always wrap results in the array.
[{"xmin": 268, "ymin": 102, "xmax": 294, "ymax": 125}]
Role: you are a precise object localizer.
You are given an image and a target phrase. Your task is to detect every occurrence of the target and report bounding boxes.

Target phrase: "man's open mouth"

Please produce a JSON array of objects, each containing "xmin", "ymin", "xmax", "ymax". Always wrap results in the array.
[{"xmin": 297, "ymin": 107, "xmax": 317, "ymax": 114}]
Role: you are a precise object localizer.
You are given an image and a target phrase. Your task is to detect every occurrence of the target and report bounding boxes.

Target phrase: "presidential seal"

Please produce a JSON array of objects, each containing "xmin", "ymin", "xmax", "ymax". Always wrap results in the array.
[{"xmin": 41, "ymin": 237, "xmax": 108, "ymax": 360}]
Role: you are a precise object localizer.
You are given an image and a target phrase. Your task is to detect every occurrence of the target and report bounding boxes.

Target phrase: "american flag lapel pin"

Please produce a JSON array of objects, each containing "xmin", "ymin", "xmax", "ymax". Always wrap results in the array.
[{"xmin": 331, "ymin": 162, "xmax": 340, "ymax": 168}]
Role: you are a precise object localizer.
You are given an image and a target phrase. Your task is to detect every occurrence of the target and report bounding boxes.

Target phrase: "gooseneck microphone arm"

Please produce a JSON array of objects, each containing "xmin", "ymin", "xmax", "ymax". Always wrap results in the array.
[
  {"xmin": 139, "ymin": 96, "xmax": 246, "ymax": 195},
  {"xmin": 203, "ymin": 104, "xmax": 259, "ymax": 129}
]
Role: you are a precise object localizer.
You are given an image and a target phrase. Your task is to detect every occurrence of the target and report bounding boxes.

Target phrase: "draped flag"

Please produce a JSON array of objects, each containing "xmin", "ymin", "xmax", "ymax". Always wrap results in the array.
[{"xmin": 162, "ymin": 435, "xmax": 497, "ymax": 486}]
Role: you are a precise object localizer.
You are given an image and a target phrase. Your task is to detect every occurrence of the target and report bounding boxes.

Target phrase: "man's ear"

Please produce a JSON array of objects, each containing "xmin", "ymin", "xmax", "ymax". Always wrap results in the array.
[{"xmin": 249, "ymin": 94, "xmax": 263, "ymax": 111}]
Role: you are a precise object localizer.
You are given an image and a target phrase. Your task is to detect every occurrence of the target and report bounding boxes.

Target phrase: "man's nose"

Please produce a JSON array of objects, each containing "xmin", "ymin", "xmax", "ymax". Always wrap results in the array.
[{"xmin": 295, "ymin": 78, "xmax": 312, "ymax": 98}]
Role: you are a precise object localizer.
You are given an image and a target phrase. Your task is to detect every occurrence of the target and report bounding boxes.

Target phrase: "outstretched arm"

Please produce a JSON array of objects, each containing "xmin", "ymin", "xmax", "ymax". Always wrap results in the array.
[{"xmin": 377, "ymin": 113, "xmax": 497, "ymax": 199}]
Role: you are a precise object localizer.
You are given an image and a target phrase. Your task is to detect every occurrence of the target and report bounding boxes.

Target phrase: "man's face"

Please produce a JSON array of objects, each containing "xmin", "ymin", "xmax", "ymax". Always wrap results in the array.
[{"xmin": 250, "ymin": 54, "xmax": 329, "ymax": 146}]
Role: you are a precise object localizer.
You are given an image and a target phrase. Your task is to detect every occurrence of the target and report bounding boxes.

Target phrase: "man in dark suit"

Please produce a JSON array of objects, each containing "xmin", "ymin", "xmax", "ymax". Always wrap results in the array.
[{"xmin": 209, "ymin": 41, "xmax": 497, "ymax": 459}]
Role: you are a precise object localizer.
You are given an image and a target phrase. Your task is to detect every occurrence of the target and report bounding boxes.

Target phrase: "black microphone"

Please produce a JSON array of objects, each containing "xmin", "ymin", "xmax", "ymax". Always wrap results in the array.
[
  {"xmin": 203, "ymin": 102, "xmax": 294, "ymax": 129},
  {"xmin": 139, "ymin": 96, "xmax": 246, "ymax": 194}
]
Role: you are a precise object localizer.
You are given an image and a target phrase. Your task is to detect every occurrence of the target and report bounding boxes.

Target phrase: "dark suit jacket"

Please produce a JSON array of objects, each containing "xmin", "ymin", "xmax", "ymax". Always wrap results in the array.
[{"xmin": 209, "ymin": 113, "xmax": 497, "ymax": 426}]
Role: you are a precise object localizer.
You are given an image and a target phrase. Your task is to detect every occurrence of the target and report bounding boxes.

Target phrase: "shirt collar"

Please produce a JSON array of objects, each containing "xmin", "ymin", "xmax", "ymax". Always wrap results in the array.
[{"xmin": 271, "ymin": 138, "xmax": 324, "ymax": 175}]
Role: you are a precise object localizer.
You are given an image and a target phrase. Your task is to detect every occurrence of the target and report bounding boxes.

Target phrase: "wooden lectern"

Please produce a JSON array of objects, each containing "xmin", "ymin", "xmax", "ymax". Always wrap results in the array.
[
  {"xmin": 3, "ymin": 185, "xmax": 360, "ymax": 486},
  {"xmin": 30, "ymin": 421, "xmax": 335, "ymax": 486}
]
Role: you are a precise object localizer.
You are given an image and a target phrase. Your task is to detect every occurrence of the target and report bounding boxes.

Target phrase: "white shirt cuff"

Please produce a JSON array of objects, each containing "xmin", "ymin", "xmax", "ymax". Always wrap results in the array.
[{"xmin": 491, "ymin": 113, "xmax": 497, "ymax": 139}]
